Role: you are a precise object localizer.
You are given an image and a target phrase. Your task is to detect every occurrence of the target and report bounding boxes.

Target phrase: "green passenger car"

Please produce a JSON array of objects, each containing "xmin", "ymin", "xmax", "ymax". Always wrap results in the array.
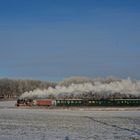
[
  {"xmin": 113, "ymin": 99, "xmax": 140, "ymax": 106},
  {"xmin": 87, "ymin": 100, "xmax": 114, "ymax": 106},
  {"xmin": 55, "ymin": 99, "xmax": 83, "ymax": 106}
]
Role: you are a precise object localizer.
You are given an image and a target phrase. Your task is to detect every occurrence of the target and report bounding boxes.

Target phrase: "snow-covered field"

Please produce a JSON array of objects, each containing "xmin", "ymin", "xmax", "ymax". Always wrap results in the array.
[{"xmin": 0, "ymin": 101, "xmax": 140, "ymax": 140}]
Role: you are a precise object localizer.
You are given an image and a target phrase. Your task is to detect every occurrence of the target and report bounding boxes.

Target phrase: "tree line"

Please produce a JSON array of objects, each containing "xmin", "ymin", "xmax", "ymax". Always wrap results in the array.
[{"xmin": 0, "ymin": 78, "xmax": 56, "ymax": 100}]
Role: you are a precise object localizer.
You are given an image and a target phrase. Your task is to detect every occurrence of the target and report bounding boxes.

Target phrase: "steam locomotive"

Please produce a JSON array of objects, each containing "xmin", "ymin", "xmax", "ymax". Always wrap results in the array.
[{"xmin": 16, "ymin": 98, "xmax": 140, "ymax": 107}]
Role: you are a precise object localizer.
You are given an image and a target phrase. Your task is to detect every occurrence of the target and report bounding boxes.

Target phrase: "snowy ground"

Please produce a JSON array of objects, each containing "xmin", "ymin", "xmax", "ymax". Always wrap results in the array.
[{"xmin": 0, "ymin": 101, "xmax": 140, "ymax": 140}]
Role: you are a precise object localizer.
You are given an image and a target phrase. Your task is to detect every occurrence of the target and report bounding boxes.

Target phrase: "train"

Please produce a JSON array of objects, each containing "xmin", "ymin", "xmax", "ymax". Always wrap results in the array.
[{"xmin": 16, "ymin": 98, "xmax": 140, "ymax": 107}]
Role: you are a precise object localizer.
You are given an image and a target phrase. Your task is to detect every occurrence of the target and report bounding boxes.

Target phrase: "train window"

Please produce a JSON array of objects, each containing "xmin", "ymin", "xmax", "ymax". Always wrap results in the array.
[
  {"xmin": 67, "ymin": 101, "xmax": 70, "ymax": 104},
  {"xmin": 92, "ymin": 101, "xmax": 95, "ymax": 103},
  {"xmin": 71, "ymin": 101, "xmax": 74, "ymax": 103},
  {"xmin": 79, "ymin": 101, "xmax": 81, "ymax": 103},
  {"xmin": 57, "ymin": 101, "xmax": 60, "ymax": 103},
  {"xmin": 89, "ymin": 101, "xmax": 92, "ymax": 103}
]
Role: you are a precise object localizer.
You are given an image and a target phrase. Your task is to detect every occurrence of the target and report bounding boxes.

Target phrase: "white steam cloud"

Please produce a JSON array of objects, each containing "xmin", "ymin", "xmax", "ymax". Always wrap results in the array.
[{"xmin": 20, "ymin": 78, "xmax": 140, "ymax": 99}]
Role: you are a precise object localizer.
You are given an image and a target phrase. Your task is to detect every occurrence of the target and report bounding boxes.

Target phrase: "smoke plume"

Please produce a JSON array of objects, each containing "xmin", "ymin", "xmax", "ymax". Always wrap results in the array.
[{"xmin": 20, "ymin": 78, "xmax": 140, "ymax": 99}]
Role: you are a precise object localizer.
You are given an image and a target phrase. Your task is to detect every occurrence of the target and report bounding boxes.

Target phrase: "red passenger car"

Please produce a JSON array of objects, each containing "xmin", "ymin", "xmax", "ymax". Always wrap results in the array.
[{"xmin": 36, "ymin": 99, "xmax": 53, "ymax": 106}]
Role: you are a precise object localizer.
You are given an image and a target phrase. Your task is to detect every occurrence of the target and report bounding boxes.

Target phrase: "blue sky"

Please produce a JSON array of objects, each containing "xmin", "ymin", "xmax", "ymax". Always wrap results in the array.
[{"xmin": 0, "ymin": 0, "xmax": 140, "ymax": 81}]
